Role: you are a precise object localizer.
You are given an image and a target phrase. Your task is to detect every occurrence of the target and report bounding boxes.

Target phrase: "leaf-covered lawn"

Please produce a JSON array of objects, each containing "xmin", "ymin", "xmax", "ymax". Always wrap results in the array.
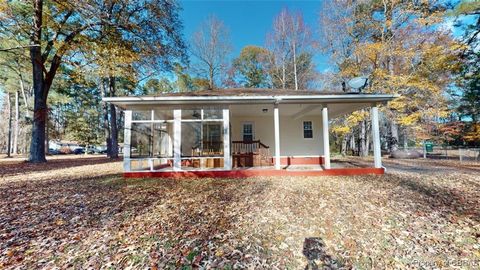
[{"xmin": 0, "ymin": 157, "xmax": 479, "ymax": 269}]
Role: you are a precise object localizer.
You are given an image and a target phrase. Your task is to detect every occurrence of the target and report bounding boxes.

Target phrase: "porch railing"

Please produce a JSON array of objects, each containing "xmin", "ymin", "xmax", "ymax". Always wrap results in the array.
[
  {"xmin": 232, "ymin": 140, "xmax": 272, "ymax": 167},
  {"xmin": 232, "ymin": 140, "xmax": 265, "ymax": 153}
]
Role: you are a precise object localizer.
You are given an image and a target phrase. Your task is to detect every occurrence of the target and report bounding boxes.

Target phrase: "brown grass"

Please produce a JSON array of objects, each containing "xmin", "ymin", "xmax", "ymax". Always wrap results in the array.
[{"xmin": 0, "ymin": 156, "xmax": 478, "ymax": 269}]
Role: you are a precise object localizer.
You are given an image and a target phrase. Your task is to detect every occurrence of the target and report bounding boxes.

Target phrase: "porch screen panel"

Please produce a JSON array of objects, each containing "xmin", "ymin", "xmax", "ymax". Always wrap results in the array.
[
  {"xmin": 131, "ymin": 123, "xmax": 152, "ymax": 157},
  {"xmin": 203, "ymin": 123, "xmax": 223, "ymax": 155},
  {"xmin": 181, "ymin": 122, "xmax": 202, "ymax": 157},
  {"xmin": 180, "ymin": 108, "xmax": 224, "ymax": 158},
  {"xmin": 153, "ymin": 123, "xmax": 173, "ymax": 157},
  {"xmin": 154, "ymin": 109, "xmax": 174, "ymax": 121},
  {"xmin": 203, "ymin": 109, "xmax": 223, "ymax": 120},
  {"xmin": 132, "ymin": 111, "xmax": 152, "ymax": 121},
  {"xmin": 182, "ymin": 109, "xmax": 202, "ymax": 120},
  {"xmin": 130, "ymin": 109, "xmax": 174, "ymax": 160}
]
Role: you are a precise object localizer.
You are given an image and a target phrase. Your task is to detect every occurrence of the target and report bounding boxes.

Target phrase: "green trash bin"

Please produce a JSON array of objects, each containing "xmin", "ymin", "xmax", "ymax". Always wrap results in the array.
[{"xmin": 425, "ymin": 142, "xmax": 433, "ymax": 153}]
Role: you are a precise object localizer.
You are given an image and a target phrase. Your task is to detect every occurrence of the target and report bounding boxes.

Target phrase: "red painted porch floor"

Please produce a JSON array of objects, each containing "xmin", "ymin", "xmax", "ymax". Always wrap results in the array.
[{"xmin": 124, "ymin": 161, "xmax": 384, "ymax": 178}]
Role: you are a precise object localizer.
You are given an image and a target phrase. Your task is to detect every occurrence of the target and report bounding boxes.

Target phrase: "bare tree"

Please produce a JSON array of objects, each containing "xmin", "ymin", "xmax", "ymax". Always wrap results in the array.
[
  {"xmin": 6, "ymin": 92, "xmax": 12, "ymax": 157},
  {"xmin": 13, "ymin": 90, "xmax": 19, "ymax": 155},
  {"xmin": 286, "ymin": 10, "xmax": 312, "ymax": 90},
  {"xmin": 190, "ymin": 15, "xmax": 232, "ymax": 90},
  {"xmin": 267, "ymin": 8, "xmax": 314, "ymax": 90},
  {"xmin": 266, "ymin": 9, "xmax": 290, "ymax": 89}
]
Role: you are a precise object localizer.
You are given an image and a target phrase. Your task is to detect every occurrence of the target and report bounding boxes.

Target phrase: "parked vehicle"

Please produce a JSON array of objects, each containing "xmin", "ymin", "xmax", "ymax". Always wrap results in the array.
[
  {"xmin": 96, "ymin": 146, "xmax": 108, "ymax": 154},
  {"xmin": 48, "ymin": 148, "xmax": 60, "ymax": 155},
  {"xmin": 72, "ymin": 148, "xmax": 85, "ymax": 155},
  {"xmin": 84, "ymin": 145, "xmax": 108, "ymax": 154},
  {"xmin": 86, "ymin": 146, "xmax": 97, "ymax": 154}
]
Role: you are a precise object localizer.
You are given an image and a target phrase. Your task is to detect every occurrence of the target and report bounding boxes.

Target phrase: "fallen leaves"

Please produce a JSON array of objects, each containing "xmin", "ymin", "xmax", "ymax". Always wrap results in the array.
[{"xmin": 0, "ymin": 157, "xmax": 478, "ymax": 269}]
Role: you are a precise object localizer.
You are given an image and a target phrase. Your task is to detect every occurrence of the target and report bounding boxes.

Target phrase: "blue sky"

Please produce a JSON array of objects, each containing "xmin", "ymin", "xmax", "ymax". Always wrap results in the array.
[{"xmin": 179, "ymin": 0, "xmax": 331, "ymax": 72}]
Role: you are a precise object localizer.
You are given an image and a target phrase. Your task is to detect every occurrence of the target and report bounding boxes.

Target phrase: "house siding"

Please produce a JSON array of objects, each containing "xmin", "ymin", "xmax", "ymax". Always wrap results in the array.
[{"xmin": 230, "ymin": 115, "xmax": 325, "ymax": 162}]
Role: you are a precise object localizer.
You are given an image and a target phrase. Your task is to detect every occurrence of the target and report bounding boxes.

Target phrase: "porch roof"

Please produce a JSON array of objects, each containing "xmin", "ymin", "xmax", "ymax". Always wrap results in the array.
[{"xmin": 103, "ymin": 88, "xmax": 397, "ymax": 108}]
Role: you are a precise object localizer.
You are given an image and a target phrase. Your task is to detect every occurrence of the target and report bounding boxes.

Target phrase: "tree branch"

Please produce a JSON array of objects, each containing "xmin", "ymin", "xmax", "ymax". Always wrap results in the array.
[{"xmin": 0, "ymin": 45, "xmax": 40, "ymax": 52}]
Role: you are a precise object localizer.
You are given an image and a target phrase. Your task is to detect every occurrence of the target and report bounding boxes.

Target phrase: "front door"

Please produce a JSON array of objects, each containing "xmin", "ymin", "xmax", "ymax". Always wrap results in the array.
[{"xmin": 242, "ymin": 122, "xmax": 254, "ymax": 141}]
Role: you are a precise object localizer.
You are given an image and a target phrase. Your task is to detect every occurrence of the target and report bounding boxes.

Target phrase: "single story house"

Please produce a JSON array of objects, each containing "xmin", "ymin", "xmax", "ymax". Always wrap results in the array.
[{"xmin": 103, "ymin": 89, "xmax": 397, "ymax": 177}]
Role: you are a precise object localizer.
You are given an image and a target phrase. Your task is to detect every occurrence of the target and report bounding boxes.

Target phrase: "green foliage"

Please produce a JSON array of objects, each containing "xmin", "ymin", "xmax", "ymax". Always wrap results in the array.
[
  {"xmin": 457, "ymin": 58, "xmax": 480, "ymax": 123},
  {"xmin": 142, "ymin": 78, "xmax": 175, "ymax": 94},
  {"xmin": 450, "ymin": 0, "xmax": 480, "ymax": 16},
  {"xmin": 447, "ymin": 0, "xmax": 480, "ymax": 145},
  {"xmin": 233, "ymin": 46, "xmax": 270, "ymax": 88}
]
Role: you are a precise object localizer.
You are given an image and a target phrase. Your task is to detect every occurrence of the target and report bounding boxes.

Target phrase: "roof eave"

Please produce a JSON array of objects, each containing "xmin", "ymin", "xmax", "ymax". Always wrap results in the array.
[{"xmin": 103, "ymin": 94, "xmax": 399, "ymax": 109}]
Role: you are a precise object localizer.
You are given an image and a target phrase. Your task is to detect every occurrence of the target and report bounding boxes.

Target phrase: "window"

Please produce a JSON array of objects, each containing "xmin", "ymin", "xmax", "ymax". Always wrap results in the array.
[
  {"xmin": 303, "ymin": 121, "xmax": 313, "ymax": 139},
  {"xmin": 242, "ymin": 123, "xmax": 254, "ymax": 141}
]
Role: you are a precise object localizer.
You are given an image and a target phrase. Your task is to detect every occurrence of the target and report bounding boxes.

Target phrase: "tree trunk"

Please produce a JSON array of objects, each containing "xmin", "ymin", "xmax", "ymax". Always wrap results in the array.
[
  {"xmin": 209, "ymin": 66, "xmax": 214, "ymax": 90},
  {"xmin": 282, "ymin": 60, "xmax": 286, "ymax": 89},
  {"xmin": 20, "ymin": 77, "xmax": 29, "ymax": 117},
  {"xmin": 359, "ymin": 118, "xmax": 367, "ymax": 157},
  {"xmin": 293, "ymin": 42, "xmax": 298, "ymax": 90},
  {"xmin": 341, "ymin": 134, "xmax": 348, "ymax": 156},
  {"xmin": 350, "ymin": 133, "xmax": 356, "ymax": 156},
  {"xmin": 7, "ymin": 93, "xmax": 12, "ymax": 157},
  {"xmin": 389, "ymin": 120, "xmax": 399, "ymax": 152},
  {"xmin": 101, "ymin": 79, "xmax": 111, "ymax": 156},
  {"xmin": 29, "ymin": 0, "xmax": 47, "ymax": 163},
  {"xmin": 13, "ymin": 90, "xmax": 19, "ymax": 155},
  {"xmin": 109, "ymin": 76, "xmax": 119, "ymax": 158},
  {"xmin": 365, "ymin": 120, "xmax": 370, "ymax": 156},
  {"xmin": 45, "ymin": 108, "xmax": 49, "ymax": 154}
]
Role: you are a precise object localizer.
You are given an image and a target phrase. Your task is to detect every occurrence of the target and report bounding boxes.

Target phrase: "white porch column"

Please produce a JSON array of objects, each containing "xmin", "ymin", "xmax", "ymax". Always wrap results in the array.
[
  {"xmin": 322, "ymin": 105, "xmax": 331, "ymax": 169},
  {"xmin": 123, "ymin": 110, "xmax": 132, "ymax": 172},
  {"xmin": 223, "ymin": 108, "xmax": 232, "ymax": 170},
  {"xmin": 173, "ymin": 109, "xmax": 182, "ymax": 171},
  {"xmin": 371, "ymin": 105, "xmax": 382, "ymax": 168},
  {"xmin": 274, "ymin": 104, "xmax": 281, "ymax": 170}
]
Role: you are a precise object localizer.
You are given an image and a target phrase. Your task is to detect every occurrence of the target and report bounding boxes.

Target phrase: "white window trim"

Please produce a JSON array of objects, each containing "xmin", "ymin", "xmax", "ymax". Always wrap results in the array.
[
  {"xmin": 241, "ymin": 121, "xmax": 255, "ymax": 141},
  {"xmin": 303, "ymin": 120, "xmax": 314, "ymax": 140}
]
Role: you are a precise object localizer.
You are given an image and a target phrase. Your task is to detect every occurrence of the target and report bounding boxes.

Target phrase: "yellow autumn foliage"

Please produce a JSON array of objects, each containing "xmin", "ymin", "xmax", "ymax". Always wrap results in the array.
[{"xmin": 464, "ymin": 124, "xmax": 480, "ymax": 143}]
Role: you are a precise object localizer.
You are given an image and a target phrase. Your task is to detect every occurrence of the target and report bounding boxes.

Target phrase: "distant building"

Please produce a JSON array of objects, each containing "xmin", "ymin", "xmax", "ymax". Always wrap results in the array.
[{"xmin": 48, "ymin": 140, "xmax": 81, "ymax": 151}]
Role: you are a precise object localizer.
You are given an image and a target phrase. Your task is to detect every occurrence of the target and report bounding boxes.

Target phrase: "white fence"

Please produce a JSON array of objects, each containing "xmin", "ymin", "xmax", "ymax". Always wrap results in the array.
[{"xmin": 413, "ymin": 146, "xmax": 480, "ymax": 162}]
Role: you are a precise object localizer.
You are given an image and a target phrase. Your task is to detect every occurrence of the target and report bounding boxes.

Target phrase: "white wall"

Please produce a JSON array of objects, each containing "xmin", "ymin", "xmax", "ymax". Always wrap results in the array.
[{"xmin": 231, "ymin": 114, "xmax": 324, "ymax": 157}]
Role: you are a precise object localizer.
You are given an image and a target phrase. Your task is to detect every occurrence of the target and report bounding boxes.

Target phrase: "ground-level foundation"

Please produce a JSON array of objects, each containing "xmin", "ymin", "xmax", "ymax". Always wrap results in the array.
[{"xmin": 124, "ymin": 167, "xmax": 385, "ymax": 178}]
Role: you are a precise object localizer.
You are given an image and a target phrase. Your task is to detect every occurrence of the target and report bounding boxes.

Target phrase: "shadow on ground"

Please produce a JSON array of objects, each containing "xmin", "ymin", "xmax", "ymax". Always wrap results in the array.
[
  {"xmin": 341, "ymin": 157, "xmax": 480, "ymax": 223},
  {"xmin": 388, "ymin": 176, "xmax": 480, "ymax": 222},
  {"xmin": 303, "ymin": 237, "xmax": 343, "ymax": 270}
]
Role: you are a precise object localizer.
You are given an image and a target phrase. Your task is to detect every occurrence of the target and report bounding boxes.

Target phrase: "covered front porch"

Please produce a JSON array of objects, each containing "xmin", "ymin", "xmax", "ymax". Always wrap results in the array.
[{"xmin": 103, "ymin": 89, "xmax": 394, "ymax": 177}]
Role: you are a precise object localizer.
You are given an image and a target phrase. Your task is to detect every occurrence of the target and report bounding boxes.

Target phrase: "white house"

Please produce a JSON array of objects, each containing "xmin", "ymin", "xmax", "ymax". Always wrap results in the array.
[
  {"xmin": 103, "ymin": 89, "xmax": 396, "ymax": 177},
  {"xmin": 48, "ymin": 140, "xmax": 81, "ymax": 151}
]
